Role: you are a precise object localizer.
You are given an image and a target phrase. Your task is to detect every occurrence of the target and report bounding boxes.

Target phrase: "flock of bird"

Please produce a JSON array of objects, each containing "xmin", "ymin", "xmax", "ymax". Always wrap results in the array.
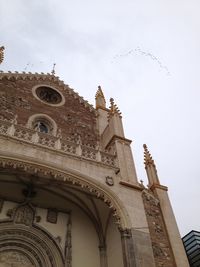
[
  {"xmin": 23, "ymin": 47, "xmax": 170, "ymax": 76},
  {"xmin": 112, "ymin": 47, "xmax": 171, "ymax": 76}
]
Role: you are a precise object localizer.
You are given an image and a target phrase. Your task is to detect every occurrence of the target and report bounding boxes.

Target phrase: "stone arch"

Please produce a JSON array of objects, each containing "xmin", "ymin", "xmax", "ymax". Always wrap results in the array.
[
  {"xmin": 0, "ymin": 156, "xmax": 131, "ymax": 230},
  {"xmin": 26, "ymin": 113, "xmax": 58, "ymax": 136},
  {"xmin": 0, "ymin": 222, "xmax": 64, "ymax": 267}
]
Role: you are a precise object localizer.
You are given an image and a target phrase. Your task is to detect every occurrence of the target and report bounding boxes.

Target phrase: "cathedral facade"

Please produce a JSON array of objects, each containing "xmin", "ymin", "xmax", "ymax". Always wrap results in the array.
[{"xmin": 0, "ymin": 67, "xmax": 189, "ymax": 266}]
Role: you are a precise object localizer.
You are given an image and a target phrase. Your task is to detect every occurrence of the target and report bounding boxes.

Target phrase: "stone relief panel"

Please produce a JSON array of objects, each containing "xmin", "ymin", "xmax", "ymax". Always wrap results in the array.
[
  {"xmin": 6, "ymin": 203, "xmax": 34, "ymax": 227},
  {"xmin": 142, "ymin": 190, "xmax": 176, "ymax": 267},
  {"xmin": 0, "ymin": 251, "xmax": 35, "ymax": 267},
  {"xmin": 14, "ymin": 204, "xmax": 34, "ymax": 226}
]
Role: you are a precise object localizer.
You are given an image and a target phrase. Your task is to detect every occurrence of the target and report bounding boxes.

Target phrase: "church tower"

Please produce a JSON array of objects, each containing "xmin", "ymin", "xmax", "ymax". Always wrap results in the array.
[{"xmin": 0, "ymin": 53, "xmax": 189, "ymax": 266}]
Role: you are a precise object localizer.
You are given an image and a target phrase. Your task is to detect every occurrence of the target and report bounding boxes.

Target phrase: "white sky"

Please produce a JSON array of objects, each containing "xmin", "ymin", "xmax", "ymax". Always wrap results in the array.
[{"xmin": 1, "ymin": 0, "xmax": 200, "ymax": 236}]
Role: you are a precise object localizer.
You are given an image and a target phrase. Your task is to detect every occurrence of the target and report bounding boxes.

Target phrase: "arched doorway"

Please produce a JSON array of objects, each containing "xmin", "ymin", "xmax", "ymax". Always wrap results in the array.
[{"xmin": 0, "ymin": 158, "xmax": 130, "ymax": 267}]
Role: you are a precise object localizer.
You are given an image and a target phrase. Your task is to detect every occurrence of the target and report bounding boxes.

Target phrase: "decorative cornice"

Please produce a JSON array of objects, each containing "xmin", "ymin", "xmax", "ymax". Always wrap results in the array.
[
  {"xmin": 0, "ymin": 71, "xmax": 95, "ymax": 113},
  {"xmin": 149, "ymin": 184, "xmax": 168, "ymax": 191},
  {"xmin": 105, "ymin": 135, "xmax": 132, "ymax": 150},
  {"xmin": 119, "ymin": 181, "xmax": 143, "ymax": 191},
  {"xmin": 96, "ymin": 106, "xmax": 109, "ymax": 112}
]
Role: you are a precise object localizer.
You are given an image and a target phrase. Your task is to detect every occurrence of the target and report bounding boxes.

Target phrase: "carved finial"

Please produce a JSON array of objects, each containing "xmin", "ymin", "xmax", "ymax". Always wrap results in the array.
[
  {"xmin": 57, "ymin": 128, "xmax": 62, "ymax": 139},
  {"xmin": 95, "ymin": 86, "xmax": 105, "ymax": 100},
  {"xmin": 109, "ymin": 98, "xmax": 122, "ymax": 117},
  {"xmin": 51, "ymin": 63, "xmax": 56, "ymax": 75},
  {"xmin": 143, "ymin": 144, "xmax": 155, "ymax": 168},
  {"xmin": 12, "ymin": 114, "xmax": 18, "ymax": 125},
  {"xmin": 95, "ymin": 85, "xmax": 106, "ymax": 108},
  {"xmin": 0, "ymin": 46, "xmax": 5, "ymax": 64},
  {"xmin": 143, "ymin": 144, "xmax": 160, "ymax": 185}
]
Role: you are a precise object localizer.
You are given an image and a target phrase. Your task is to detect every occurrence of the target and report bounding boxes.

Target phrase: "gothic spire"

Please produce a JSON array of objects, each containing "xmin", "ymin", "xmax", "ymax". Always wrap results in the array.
[
  {"xmin": 143, "ymin": 144, "xmax": 155, "ymax": 168},
  {"xmin": 95, "ymin": 85, "xmax": 106, "ymax": 109},
  {"xmin": 143, "ymin": 144, "xmax": 160, "ymax": 186}
]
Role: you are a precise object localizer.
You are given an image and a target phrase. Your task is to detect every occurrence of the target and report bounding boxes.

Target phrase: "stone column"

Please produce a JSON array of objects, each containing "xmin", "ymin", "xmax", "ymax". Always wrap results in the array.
[
  {"xmin": 120, "ymin": 228, "xmax": 136, "ymax": 267},
  {"xmin": 99, "ymin": 245, "xmax": 108, "ymax": 267}
]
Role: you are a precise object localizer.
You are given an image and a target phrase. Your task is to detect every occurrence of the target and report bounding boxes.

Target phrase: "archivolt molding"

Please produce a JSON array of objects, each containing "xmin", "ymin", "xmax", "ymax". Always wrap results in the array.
[
  {"xmin": 0, "ymin": 156, "xmax": 131, "ymax": 229},
  {"xmin": 0, "ymin": 222, "xmax": 64, "ymax": 267}
]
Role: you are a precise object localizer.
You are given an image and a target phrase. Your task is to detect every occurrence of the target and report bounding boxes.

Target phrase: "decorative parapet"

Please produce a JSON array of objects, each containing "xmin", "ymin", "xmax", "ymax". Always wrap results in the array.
[
  {"xmin": 0, "ymin": 71, "xmax": 95, "ymax": 113},
  {"xmin": 0, "ymin": 119, "xmax": 116, "ymax": 168}
]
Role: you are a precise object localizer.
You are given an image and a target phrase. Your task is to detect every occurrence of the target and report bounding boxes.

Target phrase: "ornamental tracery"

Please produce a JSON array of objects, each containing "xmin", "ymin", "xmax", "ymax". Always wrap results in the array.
[{"xmin": 36, "ymin": 86, "xmax": 62, "ymax": 104}]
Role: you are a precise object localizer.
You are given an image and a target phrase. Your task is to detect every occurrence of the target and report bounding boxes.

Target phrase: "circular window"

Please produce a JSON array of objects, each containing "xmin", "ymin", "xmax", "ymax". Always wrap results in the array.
[
  {"xmin": 32, "ymin": 85, "xmax": 65, "ymax": 106},
  {"xmin": 36, "ymin": 86, "xmax": 62, "ymax": 104},
  {"xmin": 27, "ymin": 114, "xmax": 57, "ymax": 136}
]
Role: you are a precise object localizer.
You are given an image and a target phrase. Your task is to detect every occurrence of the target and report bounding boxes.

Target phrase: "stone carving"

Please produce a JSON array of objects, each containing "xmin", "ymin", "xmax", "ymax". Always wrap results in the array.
[
  {"xmin": 47, "ymin": 209, "xmax": 58, "ymax": 224},
  {"xmin": 6, "ymin": 203, "xmax": 35, "ymax": 226},
  {"xmin": 0, "ymin": 46, "xmax": 4, "ymax": 64},
  {"xmin": 152, "ymin": 244, "xmax": 165, "ymax": 257},
  {"xmin": 142, "ymin": 190, "xmax": 176, "ymax": 266},
  {"xmin": 143, "ymin": 191, "xmax": 159, "ymax": 206},
  {"xmin": 0, "ymin": 251, "xmax": 35, "ymax": 267},
  {"xmin": 0, "ymin": 222, "xmax": 65, "ymax": 267},
  {"xmin": 152, "ymin": 222, "xmax": 163, "ymax": 233},
  {"xmin": 14, "ymin": 204, "xmax": 34, "ymax": 226},
  {"xmin": 57, "ymin": 128, "xmax": 62, "ymax": 139},
  {"xmin": 11, "ymin": 114, "xmax": 18, "ymax": 124},
  {"xmin": 106, "ymin": 176, "xmax": 114, "ymax": 186},
  {"xmin": 65, "ymin": 217, "xmax": 72, "ymax": 267}
]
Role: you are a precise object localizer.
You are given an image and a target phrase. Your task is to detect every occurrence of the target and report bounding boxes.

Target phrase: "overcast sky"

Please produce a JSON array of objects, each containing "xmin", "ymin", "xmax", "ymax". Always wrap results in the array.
[{"xmin": 1, "ymin": 0, "xmax": 200, "ymax": 236}]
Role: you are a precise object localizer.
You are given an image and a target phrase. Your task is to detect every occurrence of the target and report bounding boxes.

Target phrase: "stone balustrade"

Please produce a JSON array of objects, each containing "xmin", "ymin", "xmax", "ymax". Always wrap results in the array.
[{"xmin": 0, "ymin": 119, "xmax": 116, "ymax": 167}]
